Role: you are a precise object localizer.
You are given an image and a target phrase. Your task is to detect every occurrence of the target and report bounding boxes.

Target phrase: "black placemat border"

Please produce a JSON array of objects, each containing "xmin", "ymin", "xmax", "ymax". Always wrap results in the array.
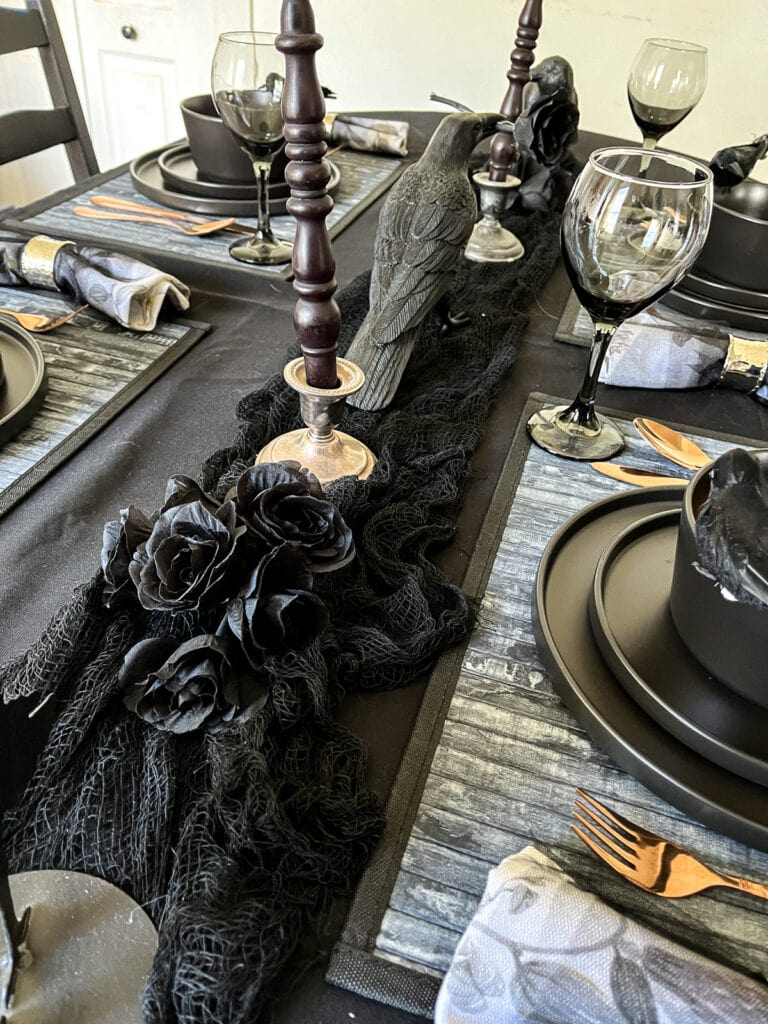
[
  {"xmin": 326, "ymin": 392, "xmax": 768, "ymax": 1017},
  {"xmin": 0, "ymin": 316, "xmax": 210, "ymax": 519},
  {"xmin": 4, "ymin": 155, "xmax": 405, "ymax": 293}
]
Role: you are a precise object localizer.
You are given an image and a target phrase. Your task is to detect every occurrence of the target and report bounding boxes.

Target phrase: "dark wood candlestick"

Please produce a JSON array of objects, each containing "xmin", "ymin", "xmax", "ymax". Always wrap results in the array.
[
  {"xmin": 488, "ymin": 0, "xmax": 543, "ymax": 182},
  {"xmin": 256, "ymin": 0, "xmax": 376, "ymax": 482},
  {"xmin": 276, "ymin": 0, "xmax": 338, "ymax": 389}
]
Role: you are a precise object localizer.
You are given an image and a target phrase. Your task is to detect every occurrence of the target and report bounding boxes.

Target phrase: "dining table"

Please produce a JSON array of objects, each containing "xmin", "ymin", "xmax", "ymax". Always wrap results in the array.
[{"xmin": 1, "ymin": 113, "xmax": 767, "ymax": 1024}]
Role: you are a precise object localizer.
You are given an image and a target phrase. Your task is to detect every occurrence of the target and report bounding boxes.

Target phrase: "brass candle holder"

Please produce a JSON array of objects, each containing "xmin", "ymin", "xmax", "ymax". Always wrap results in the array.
[
  {"xmin": 255, "ymin": 357, "xmax": 375, "ymax": 484},
  {"xmin": 255, "ymin": 0, "xmax": 376, "ymax": 484}
]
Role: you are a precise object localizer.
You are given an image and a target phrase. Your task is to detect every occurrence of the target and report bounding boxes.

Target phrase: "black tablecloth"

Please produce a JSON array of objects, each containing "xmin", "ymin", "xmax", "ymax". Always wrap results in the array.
[{"xmin": 1, "ymin": 116, "xmax": 767, "ymax": 1023}]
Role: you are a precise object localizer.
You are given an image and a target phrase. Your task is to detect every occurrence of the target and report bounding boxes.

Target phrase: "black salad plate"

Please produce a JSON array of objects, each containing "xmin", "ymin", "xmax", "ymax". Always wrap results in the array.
[
  {"xmin": 532, "ymin": 485, "xmax": 768, "ymax": 852},
  {"xmin": 131, "ymin": 143, "xmax": 340, "ymax": 218},
  {"xmin": 681, "ymin": 268, "xmax": 768, "ymax": 313},
  {"xmin": 0, "ymin": 318, "xmax": 47, "ymax": 447},
  {"xmin": 660, "ymin": 286, "xmax": 768, "ymax": 332},
  {"xmin": 589, "ymin": 509, "xmax": 768, "ymax": 787}
]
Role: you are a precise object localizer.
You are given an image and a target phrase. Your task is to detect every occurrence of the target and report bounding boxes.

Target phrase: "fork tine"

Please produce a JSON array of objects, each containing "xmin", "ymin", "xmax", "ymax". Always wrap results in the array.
[
  {"xmin": 573, "ymin": 810, "xmax": 638, "ymax": 865},
  {"xmin": 575, "ymin": 788, "xmax": 644, "ymax": 842},
  {"xmin": 571, "ymin": 824, "xmax": 637, "ymax": 879},
  {"xmin": 574, "ymin": 798, "xmax": 638, "ymax": 855}
]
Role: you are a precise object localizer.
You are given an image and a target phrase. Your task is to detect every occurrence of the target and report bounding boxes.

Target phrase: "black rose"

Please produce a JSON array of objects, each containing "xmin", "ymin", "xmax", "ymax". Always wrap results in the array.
[
  {"xmin": 161, "ymin": 475, "xmax": 220, "ymax": 515},
  {"xmin": 120, "ymin": 634, "xmax": 267, "ymax": 734},
  {"xmin": 235, "ymin": 463, "xmax": 355, "ymax": 572},
  {"xmin": 227, "ymin": 542, "xmax": 328, "ymax": 656},
  {"xmin": 101, "ymin": 504, "xmax": 155, "ymax": 607},
  {"xmin": 129, "ymin": 499, "xmax": 246, "ymax": 612},
  {"xmin": 514, "ymin": 57, "xmax": 579, "ymax": 168}
]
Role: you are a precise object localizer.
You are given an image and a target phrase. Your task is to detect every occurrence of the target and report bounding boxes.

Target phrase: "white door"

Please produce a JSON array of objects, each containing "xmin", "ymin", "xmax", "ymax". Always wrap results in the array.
[{"xmin": 71, "ymin": 0, "xmax": 253, "ymax": 168}]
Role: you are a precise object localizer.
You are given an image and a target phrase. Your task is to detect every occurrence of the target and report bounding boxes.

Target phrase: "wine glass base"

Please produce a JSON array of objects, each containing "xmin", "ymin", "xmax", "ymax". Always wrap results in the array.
[
  {"xmin": 228, "ymin": 236, "xmax": 293, "ymax": 266},
  {"xmin": 527, "ymin": 405, "xmax": 625, "ymax": 461}
]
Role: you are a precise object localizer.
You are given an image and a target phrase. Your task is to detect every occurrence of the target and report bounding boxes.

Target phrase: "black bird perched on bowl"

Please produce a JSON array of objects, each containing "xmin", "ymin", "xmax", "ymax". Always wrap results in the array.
[
  {"xmin": 346, "ymin": 111, "xmax": 500, "ymax": 411},
  {"xmin": 710, "ymin": 134, "xmax": 768, "ymax": 189}
]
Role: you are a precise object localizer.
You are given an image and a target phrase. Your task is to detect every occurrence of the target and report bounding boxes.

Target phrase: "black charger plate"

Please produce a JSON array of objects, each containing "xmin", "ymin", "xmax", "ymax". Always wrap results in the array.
[
  {"xmin": 589, "ymin": 509, "xmax": 768, "ymax": 786},
  {"xmin": 0, "ymin": 319, "xmax": 47, "ymax": 447},
  {"xmin": 682, "ymin": 268, "xmax": 768, "ymax": 313},
  {"xmin": 532, "ymin": 486, "xmax": 768, "ymax": 852},
  {"xmin": 660, "ymin": 286, "xmax": 768, "ymax": 332}
]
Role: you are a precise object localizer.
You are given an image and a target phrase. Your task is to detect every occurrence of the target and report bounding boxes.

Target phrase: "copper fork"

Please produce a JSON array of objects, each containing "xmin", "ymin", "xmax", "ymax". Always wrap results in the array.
[
  {"xmin": 0, "ymin": 304, "xmax": 88, "ymax": 332},
  {"xmin": 572, "ymin": 789, "xmax": 768, "ymax": 900}
]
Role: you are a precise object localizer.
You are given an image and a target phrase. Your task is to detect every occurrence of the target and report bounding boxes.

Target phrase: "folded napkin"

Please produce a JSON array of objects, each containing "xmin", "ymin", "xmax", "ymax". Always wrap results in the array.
[
  {"xmin": 575, "ymin": 302, "xmax": 768, "ymax": 404},
  {"xmin": 325, "ymin": 114, "xmax": 409, "ymax": 157},
  {"xmin": 0, "ymin": 233, "xmax": 190, "ymax": 331},
  {"xmin": 435, "ymin": 847, "xmax": 768, "ymax": 1024}
]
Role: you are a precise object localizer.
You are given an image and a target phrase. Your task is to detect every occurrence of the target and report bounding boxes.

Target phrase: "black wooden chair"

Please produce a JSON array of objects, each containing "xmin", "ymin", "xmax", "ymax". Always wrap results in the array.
[{"xmin": 0, "ymin": 0, "xmax": 98, "ymax": 180}]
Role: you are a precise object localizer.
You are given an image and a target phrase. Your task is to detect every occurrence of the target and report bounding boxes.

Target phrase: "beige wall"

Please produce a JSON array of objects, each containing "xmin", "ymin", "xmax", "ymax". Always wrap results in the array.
[{"xmin": 261, "ymin": 0, "xmax": 768, "ymax": 182}]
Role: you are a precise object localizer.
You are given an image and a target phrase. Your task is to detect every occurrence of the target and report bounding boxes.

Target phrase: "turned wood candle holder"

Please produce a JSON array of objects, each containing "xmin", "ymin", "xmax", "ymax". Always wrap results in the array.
[{"xmin": 256, "ymin": 0, "xmax": 376, "ymax": 484}]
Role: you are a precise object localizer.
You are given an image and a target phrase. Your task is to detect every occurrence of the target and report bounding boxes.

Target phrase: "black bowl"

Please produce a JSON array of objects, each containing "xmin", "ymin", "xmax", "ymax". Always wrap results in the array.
[
  {"xmin": 694, "ymin": 179, "xmax": 768, "ymax": 292},
  {"xmin": 670, "ymin": 458, "xmax": 768, "ymax": 709},
  {"xmin": 180, "ymin": 94, "xmax": 254, "ymax": 183}
]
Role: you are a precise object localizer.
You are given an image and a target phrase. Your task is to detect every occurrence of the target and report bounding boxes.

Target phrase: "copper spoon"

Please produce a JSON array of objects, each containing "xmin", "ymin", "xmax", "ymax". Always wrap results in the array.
[
  {"xmin": 0, "ymin": 305, "xmax": 88, "ymax": 332},
  {"xmin": 72, "ymin": 207, "xmax": 236, "ymax": 235},
  {"xmin": 633, "ymin": 418, "xmax": 711, "ymax": 471}
]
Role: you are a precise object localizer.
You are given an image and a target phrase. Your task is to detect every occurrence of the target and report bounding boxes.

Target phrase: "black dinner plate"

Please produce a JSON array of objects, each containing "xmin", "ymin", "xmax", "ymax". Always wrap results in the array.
[
  {"xmin": 681, "ymin": 268, "xmax": 768, "ymax": 313},
  {"xmin": 130, "ymin": 143, "xmax": 341, "ymax": 218},
  {"xmin": 158, "ymin": 144, "xmax": 288, "ymax": 201},
  {"xmin": 660, "ymin": 286, "xmax": 768, "ymax": 332},
  {"xmin": 589, "ymin": 508, "xmax": 768, "ymax": 787},
  {"xmin": 532, "ymin": 485, "xmax": 768, "ymax": 852},
  {"xmin": 0, "ymin": 318, "xmax": 47, "ymax": 448}
]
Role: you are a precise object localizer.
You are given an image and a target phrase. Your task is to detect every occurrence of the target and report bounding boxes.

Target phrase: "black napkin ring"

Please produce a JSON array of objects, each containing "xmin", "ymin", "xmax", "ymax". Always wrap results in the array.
[
  {"xmin": 718, "ymin": 335, "xmax": 768, "ymax": 394},
  {"xmin": 20, "ymin": 235, "xmax": 75, "ymax": 289}
]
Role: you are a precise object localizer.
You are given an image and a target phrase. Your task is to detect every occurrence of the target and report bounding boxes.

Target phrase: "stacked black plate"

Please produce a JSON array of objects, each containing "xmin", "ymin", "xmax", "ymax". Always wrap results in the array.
[
  {"xmin": 661, "ymin": 179, "xmax": 768, "ymax": 332},
  {"xmin": 532, "ymin": 484, "xmax": 768, "ymax": 852}
]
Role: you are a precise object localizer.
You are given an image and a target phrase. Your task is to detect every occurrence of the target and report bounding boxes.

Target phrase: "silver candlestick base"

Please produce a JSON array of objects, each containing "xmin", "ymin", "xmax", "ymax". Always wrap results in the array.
[
  {"xmin": 2, "ymin": 869, "xmax": 156, "ymax": 1023},
  {"xmin": 255, "ymin": 357, "xmax": 377, "ymax": 485},
  {"xmin": 465, "ymin": 171, "xmax": 524, "ymax": 263}
]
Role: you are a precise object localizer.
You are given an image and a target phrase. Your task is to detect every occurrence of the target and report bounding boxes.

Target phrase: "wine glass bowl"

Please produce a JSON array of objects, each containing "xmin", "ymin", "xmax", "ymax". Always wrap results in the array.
[
  {"xmin": 628, "ymin": 38, "xmax": 707, "ymax": 151},
  {"xmin": 528, "ymin": 147, "xmax": 713, "ymax": 461},
  {"xmin": 211, "ymin": 31, "xmax": 292, "ymax": 265}
]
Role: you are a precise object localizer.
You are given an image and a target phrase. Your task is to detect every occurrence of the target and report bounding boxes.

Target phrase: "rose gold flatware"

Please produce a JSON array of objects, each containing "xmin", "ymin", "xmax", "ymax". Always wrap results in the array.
[
  {"xmin": 89, "ymin": 196, "xmax": 254, "ymax": 235},
  {"xmin": 633, "ymin": 418, "xmax": 711, "ymax": 471},
  {"xmin": 72, "ymin": 206, "xmax": 236, "ymax": 236},
  {"xmin": 572, "ymin": 788, "xmax": 768, "ymax": 900},
  {"xmin": 591, "ymin": 462, "xmax": 687, "ymax": 487},
  {"xmin": 0, "ymin": 304, "xmax": 88, "ymax": 332}
]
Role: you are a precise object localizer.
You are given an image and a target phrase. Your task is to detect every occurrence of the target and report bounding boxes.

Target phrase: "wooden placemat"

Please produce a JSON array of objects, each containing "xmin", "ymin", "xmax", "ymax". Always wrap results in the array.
[
  {"xmin": 327, "ymin": 394, "xmax": 768, "ymax": 1017},
  {"xmin": 0, "ymin": 288, "xmax": 208, "ymax": 517},
  {"xmin": 5, "ymin": 149, "xmax": 404, "ymax": 294}
]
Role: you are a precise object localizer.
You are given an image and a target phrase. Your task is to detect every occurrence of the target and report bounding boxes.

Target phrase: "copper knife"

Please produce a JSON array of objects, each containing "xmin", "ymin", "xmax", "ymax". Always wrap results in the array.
[{"xmin": 591, "ymin": 462, "xmax": 687, "ymax": 487}]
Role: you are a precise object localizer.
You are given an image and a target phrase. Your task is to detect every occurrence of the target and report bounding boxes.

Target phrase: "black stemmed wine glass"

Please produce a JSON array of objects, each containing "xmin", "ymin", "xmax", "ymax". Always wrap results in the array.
[
  {"xmin": 628, "ymin": 38, "xmax": 707, "ymax": 152},
  {"xmin": 527, "ymin": 147, "xmax": 713, "ymax": 461},
  {"xmin": 211, "ymin": 31, "xmax": 293, "ymax": 265}
]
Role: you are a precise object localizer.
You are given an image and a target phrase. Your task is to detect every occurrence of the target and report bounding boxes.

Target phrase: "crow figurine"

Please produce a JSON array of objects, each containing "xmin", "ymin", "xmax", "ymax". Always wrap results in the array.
[{"xmin": 345, "ymin": 111, "xmax": 500, "ymax": 411}]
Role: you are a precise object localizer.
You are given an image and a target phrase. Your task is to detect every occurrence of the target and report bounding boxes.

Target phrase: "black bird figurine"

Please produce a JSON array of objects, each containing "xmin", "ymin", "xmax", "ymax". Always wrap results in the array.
[
  {"xmin": 710, "ymin": 134, "xmax": 768, "ymax": 189},
  {"xmin": 346, "ymin": 111, "xmax": 500, "ymax": 411}
]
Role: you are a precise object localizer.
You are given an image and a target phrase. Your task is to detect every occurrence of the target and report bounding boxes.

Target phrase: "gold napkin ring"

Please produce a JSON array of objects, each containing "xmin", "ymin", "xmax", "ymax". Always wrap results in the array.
[
  {"xmin": 718, "ymin": 335, "xmax": 768, "ymax": 394},
  {"xmin": 20, "ymin": 235, "xmax": 75, "ymax": 289}
]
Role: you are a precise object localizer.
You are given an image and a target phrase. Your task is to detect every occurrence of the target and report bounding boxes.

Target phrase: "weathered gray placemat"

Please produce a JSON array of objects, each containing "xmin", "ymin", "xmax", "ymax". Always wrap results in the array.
[
  {"xmin": 0, "ymin": 288, "xmax": 208, "ymax": 517},
  {"xmin": 6, "ymin": 149, "xmax": 403, "ymax": 293},
  {"xmin": 328, "ymin": 394, "xmax": 768, "ymax": 1017}
]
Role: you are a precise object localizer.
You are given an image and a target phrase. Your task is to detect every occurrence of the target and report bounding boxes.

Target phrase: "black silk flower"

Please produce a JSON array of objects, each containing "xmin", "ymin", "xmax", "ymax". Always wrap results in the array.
[
  {"xmin": 101, "ymin": 504, "xmax": 156, "ymax": 607},
  {"xmin": 227, "ymin": 542, "xmax": 328, "ymax": 656},
  {"xmin": 129, "ymin": 499, "xmax": 246, "ymax": 612},
  {"xmin": 236, "ymin": 463, "xmax": 355, "ymax": 572},
  {"xmin": 514, "ymin": 56, "xmax": 579, "ymax": 168},
  {"xmin": 119, "ymin": 634, "xmax": 267, "ymax": 734},
  {"xmin": 162, "ymin": 474, "xmax": 220, "ymax": 516}
]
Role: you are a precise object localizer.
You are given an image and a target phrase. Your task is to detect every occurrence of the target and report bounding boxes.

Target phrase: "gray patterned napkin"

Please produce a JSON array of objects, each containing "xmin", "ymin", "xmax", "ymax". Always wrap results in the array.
[
  {"xmin": 0, "ymin": 233, "xmax": 190, "ymax": 331},
  {"xmin": 434, "ymin": 847, "xmax": 768, "ymax": 1024},
  {"xmin": 326, "ymin": 115, "xmax": 409, "ymax": 157}
]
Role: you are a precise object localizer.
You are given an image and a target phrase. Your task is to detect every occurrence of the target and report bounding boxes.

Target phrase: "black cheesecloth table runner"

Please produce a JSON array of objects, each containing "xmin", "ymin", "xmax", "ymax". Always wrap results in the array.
[{"xmin": 0, "ymin": 207, "xmax": 560, "ymax": 1022}]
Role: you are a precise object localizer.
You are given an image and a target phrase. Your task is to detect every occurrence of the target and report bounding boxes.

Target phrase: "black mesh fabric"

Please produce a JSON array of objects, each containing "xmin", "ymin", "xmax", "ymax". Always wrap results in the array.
[{"xmin": 0, "ymin": 210, "xmax": 560, "ymax": 1023}]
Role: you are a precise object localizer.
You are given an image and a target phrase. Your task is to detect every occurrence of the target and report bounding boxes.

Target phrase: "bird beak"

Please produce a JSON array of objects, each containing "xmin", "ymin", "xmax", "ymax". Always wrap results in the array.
[{"xmin": 480, "ymin": 113, "xmax": 502, "ymax": 139}]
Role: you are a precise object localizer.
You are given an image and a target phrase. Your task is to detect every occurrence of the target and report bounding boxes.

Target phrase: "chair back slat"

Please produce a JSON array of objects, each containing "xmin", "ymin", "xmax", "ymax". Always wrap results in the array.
[{"xmin": 0, "ymin": 0, "xmax": 98, "ymax": 180}]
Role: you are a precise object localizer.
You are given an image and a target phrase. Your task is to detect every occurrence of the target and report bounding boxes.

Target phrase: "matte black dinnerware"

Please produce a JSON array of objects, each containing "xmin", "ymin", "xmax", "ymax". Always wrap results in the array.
[{"xmin": 694, "ymin": 179, "xmax": 768, "ymax": 292}]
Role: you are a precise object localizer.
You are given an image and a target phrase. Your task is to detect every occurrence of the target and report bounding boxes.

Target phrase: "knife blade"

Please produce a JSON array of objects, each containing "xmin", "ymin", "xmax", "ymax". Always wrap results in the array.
[{"xmin": 591, "ymin": 462, "xmax": 688, "ymax": 487}]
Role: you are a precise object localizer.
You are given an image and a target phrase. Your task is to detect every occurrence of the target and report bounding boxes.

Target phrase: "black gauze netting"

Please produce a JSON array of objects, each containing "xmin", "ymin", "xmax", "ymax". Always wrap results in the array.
[{"xmin": 0, "ymin": 209, "xmax": 560, "ymax": 1023}]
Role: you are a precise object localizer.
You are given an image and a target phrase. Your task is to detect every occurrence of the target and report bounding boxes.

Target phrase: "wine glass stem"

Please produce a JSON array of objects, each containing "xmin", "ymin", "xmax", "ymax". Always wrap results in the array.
[
  {"xmin": 255, "ymin": 162, "xmax": 272, "ymax": 237},
  {"xmin": 640, "ymin": 136, "xmax": 656, "ymax": 174},
  {"xmin": 560, "ymin": 322, "xmax": 617, "ymax": 428}
]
